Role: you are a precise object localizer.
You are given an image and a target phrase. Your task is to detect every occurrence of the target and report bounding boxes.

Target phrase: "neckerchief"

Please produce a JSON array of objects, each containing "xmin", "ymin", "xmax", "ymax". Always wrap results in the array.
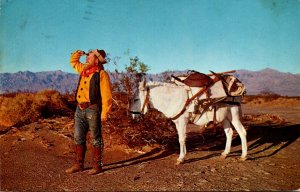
[{"xmin": 81, "ymin": 66, "xmax": 99, "ymax": 77}]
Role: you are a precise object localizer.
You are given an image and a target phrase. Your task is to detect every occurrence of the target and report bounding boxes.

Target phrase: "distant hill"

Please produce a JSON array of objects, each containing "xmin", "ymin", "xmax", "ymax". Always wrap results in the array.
[
  {"xmin": 1, "ymin": 68, "xmax": 300, "ymax": 96},
  {"xmin": 234, "ymin": 68, "xmax": 300, "ymax": 96},
  {"xmin": 0, "ymin": 70, "xmax": 79, "ymax": 94}
]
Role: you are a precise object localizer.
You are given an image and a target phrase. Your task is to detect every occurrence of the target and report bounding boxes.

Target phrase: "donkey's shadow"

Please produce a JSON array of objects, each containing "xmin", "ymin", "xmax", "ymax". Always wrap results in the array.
[
  {"xmin": 245, "ymin": 124, "xmax": 300, "ymax": 160},
  {"xmin": 188, "ymin": 123, "xmax": 300, "ymax": 161},
  {"xmin": 101, "ymin": 124, "xmax": 300, "ymax": 171}
]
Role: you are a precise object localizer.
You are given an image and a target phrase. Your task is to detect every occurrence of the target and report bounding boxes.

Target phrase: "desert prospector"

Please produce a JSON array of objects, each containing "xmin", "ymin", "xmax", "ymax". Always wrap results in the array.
[{"xmin": 66, "ymin": 49, "xmax": 112, "ymax": 175}]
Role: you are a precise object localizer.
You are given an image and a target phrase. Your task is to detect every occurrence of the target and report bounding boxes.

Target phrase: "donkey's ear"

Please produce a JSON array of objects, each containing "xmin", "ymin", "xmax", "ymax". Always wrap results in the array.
[{"xmin": 139, "ymin": 77, "xmax": 146, "ymax": 90}]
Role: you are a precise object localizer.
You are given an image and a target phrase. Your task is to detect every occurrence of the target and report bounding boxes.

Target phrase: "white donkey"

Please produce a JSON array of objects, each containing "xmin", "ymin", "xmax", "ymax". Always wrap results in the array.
[{"xmin": 130, "ymin": 78, "xmax": 247, "ymax": 164}]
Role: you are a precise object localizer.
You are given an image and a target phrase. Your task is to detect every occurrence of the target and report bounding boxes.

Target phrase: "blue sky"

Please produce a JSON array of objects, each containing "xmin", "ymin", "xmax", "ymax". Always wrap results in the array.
[{"xmin": 1, "ymin": 0, "xmax": 300, "ymax": 74}]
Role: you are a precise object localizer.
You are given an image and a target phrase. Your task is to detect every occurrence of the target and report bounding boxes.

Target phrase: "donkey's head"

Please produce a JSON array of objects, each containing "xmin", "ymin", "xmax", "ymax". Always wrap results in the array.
[{"xmin": 129, "ymin": 77, "xmax": 150, "ymax": 118}]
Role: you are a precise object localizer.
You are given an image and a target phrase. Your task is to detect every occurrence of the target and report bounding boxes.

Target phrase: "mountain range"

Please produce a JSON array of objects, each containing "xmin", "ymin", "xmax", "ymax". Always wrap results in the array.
[{"xmin": 1, "ymin": 68, "xmax": 300, "ymax": 96}]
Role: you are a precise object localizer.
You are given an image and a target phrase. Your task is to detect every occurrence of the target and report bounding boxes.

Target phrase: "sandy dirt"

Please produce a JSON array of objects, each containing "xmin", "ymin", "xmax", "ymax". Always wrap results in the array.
[{"xmin": 1, "ymin": 97, "xmax": 300, "ymax": 191}]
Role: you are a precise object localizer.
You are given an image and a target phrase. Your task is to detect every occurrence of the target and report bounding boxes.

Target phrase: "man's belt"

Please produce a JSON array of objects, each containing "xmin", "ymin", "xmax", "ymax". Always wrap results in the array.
[{"xmin": 78, "ymin": 102, "xmax": 92, "ymax": 110}]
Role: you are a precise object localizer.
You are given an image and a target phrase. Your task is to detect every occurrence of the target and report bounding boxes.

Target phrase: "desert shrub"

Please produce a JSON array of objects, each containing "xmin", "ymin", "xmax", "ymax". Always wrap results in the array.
[
  {"xmin": 102, "ymin": 92, "xmax": 177, "ymax": 150},
  {"xmin": 0, "ymin": 90, "xmax": 72, "ymax": 127},
  {"xmin": 0, "ymin": 93, "xmax": 38, "ymax": 126},
  {"xmin": 35, "ymin": 89, "xmax": 72, "ymax": 118},
  {"xmin": 245, "ymin": 94, "xmax": 281, "ymax": 103},
  {"xmin": 97, "ymin": 57, "xmax": 177, "ymax": 150},
  {"xmin": 258, "ymin": 92, "xmax": 280, "ymax": 102},
  {"xmin": 242, "ymin": 95, "xmax": 256, "ymax": 103}
]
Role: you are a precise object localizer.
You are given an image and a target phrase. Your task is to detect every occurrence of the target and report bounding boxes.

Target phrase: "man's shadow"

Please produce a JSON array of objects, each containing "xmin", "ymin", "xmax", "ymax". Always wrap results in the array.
[{"xmin": 102, "ymin": 147, "xmax": 174, "ymax": 172}]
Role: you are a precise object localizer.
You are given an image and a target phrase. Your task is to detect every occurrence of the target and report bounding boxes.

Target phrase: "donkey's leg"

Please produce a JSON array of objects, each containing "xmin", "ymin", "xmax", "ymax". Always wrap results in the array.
[
  {"xmin": 221, "ymin": 119, "xmax": 233, "ymax": 159},
  {"xmin": 230, "ymin": 106, "xmax": 247, "ymax": 161},
  {"xmin": 174, "ymin": 117, "xmax": 187, "ymax": 165}
]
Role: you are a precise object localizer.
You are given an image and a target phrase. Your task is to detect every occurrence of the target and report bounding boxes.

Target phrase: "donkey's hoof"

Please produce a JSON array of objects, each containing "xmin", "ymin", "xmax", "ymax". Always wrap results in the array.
[
  {"xmin": 176, "ymin": 159, "xmax": 184, "ymax": 165},
  {"xmin": 240, "ymin": 157, "xmax": 247, "ymax": 161},
  {"xmin": 220, "ymin": 153, "xmax": 227, "ymax": 159}
]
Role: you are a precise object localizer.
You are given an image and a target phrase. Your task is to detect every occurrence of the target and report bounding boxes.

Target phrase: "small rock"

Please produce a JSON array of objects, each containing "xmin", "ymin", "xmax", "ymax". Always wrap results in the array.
[
  {"xmin": 10, "ymin": 127, "xmax": 19, "ymax": 133},
  {"xmin": 12, "ymin": 140, "xmax": 18, "ymax": 146},
  {"xmin": 176, "ymin": 181, "xmax": 184, "ymax": 188},
  {"xmin": 133, "ymin": 176, "xmax": 141, "ymax": 181},
  {"xmin": 191, "ymin": 172, "xmax": 201, "ymax": 176},
  {"xmin": 233, "ymin": 177, "xmax": 240, "ymax": 181},
  {"xmin": 258, "ymin": 169, "xmax": 271, "ymax": 175},
  {"xmin": 199, "ymin": 179, "xmax": 209, "ymax": 183},
  {"xmin": 142, "ymin": 145, "xmax": 154, "ymax": 152}
]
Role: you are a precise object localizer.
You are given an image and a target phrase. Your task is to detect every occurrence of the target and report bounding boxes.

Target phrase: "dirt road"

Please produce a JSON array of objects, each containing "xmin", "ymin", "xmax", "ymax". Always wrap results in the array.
[{"xmin": 1, "ymin": 100, "xmax": 300, "ymax": 191}]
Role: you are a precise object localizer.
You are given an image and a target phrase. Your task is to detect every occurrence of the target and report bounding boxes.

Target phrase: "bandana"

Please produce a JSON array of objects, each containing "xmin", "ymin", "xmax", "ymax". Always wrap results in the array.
[{"xmin": 81, "ymin": 66, "xmax": 99, "ymax": 77}]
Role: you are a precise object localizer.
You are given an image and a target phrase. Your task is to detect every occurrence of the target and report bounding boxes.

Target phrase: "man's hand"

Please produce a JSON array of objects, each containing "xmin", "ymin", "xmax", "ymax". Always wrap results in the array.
[{"xmin": 77, "ymin": 50, "xmax": 86, "ymax": 56}]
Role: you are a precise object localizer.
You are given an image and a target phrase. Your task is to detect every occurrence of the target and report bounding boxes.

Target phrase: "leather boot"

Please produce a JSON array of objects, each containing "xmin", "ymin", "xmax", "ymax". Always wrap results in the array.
[
  {"xmin": 65, "ymin": 144, "xmax": 86, "ymax": 174},
  {"xmin": 87, "ymin": 146, "xmax": 102, "ymax": 175}
]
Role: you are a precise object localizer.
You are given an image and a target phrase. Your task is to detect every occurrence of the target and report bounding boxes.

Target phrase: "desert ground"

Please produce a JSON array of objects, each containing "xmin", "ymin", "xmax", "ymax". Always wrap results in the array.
[{"xmin": 1, "ymin": 95, "xmax": 300, "ymax": 191}]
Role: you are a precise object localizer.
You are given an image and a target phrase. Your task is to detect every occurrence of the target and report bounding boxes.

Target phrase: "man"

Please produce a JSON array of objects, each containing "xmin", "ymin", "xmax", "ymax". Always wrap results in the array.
[{"xmin": 65, "ymin": 49, "xmax": 112, "ymax": 175}]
